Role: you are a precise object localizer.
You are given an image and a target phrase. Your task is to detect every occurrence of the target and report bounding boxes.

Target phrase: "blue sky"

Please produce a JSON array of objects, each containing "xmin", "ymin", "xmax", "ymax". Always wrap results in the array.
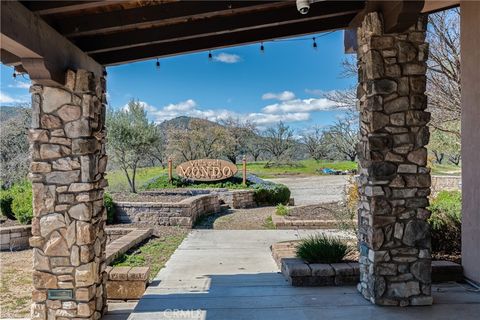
[{"xmin": 1, "ymin": 30, "xmax": 354, "ymax": 130}]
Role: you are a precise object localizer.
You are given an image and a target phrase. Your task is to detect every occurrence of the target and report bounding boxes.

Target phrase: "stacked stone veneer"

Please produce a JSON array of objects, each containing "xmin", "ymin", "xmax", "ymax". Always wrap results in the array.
[
  {"xmin": 115, "ymin": 194, "xmax": 220, "ymax": 227},
  {"xmin": 28, "ymin": 69, "xmax": 108, "ymax": 319},
  {"xmin": 0, "ymin": 225, "xmax": 31, "ymax": 251},
  {"xmin": 356, "ymin": 13, "xmax": 432, "ymax": 306}
]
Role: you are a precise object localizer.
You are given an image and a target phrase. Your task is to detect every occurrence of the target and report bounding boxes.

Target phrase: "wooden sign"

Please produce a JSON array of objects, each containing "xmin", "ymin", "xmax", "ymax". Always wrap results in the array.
[{"xmin": 176, "ymin": 159, "xmax": 238, "ymax": 181}]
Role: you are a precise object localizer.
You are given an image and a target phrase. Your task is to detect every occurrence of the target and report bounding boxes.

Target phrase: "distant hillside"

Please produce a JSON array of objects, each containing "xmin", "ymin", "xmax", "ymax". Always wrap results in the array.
[
  {"xmin": 0, "ymin": 106, "xmax": 27, "ymax": 122},
  {"xmin": 159, "ymin": 116, "xmax": 220, "ymax": 130}
]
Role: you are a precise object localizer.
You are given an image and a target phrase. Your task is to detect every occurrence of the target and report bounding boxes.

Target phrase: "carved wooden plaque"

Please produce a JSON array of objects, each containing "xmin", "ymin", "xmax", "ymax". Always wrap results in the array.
[{"xmin": 176, "ymin": 159, "xmax": 238, "ymax": 181}]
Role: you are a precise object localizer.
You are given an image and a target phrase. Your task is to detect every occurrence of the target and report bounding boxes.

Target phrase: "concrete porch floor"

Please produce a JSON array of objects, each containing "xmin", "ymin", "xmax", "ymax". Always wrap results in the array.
[{"xmin": 105, "ymin": 230, "xmax": 480, "ymax": 320}]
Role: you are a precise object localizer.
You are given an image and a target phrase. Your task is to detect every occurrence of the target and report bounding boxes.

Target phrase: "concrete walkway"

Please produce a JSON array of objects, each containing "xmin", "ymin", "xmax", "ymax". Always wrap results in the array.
[
  {"xmin": 108, "ymin": 230, "xmax": 480, "ymax": 320},
  {"xmin": 268, "ymin": 176, "xmax": 348, "ymax": 205}
]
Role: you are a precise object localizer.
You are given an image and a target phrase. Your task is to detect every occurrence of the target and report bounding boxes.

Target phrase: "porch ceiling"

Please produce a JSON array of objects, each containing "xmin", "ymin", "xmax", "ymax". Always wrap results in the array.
[{"xmin": 19, "ymin": 0, "xmax": 366, "ymax": 66}]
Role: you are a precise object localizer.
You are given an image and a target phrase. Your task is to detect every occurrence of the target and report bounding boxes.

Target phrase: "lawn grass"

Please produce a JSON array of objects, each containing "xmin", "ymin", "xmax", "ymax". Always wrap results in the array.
[
  {"xmin": 240, "ymin": 159, "xmax": 357, "ymax": 179},
  {"xmin": 431, "ymin": 163, "xmax": 461, "ymax": 176},
  {"xmin": 112, "ymin": 232, "xmax": 186, "ymax": 281},
  {"xmin": 106, "ymin": 166, "xmax": 167, "ymax": 192}
]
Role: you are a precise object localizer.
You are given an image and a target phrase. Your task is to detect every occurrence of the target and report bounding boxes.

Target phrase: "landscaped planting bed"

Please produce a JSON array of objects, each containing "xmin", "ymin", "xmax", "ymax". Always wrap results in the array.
[
  {"xmin": 271, "ymin": 241, "xmax": 464, "ymax": 287},
  {"xmin": 272, "ymin": 202, "xmax": 355, "ymax": 229}
]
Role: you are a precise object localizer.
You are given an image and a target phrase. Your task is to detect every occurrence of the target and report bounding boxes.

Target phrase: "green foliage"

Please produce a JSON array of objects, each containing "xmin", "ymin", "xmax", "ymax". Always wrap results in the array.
[
  {"xmin": 263, "ymin": 216, "xmax": 276, "ymax": 229},
  {"xmin": 296, "ymin": 234, "xmax": 352, "ymax": 264},
  {"xmin": 107, "ymin": 100, "xmax": 161, "ymax": 193},
  {"xmin": 104, "ymin": 193, "xmax": 116, "ymax": 224},
  {"xmin": 275, "ymin": 204, "xmax": 289, "ymax": 216},
  {"xmin": 0, "ymin": 189, "xmax": 15, "ymax": 220},
  {"xmin": 428, "ymin": 191, "xmax": 461, "ymax": 253},
  {"xmin": 253, "ymin": 183, "xmax": 290, "ymax": 206},
  {"xmin": 10, "ymin": 182, "xmax": 33, "ymax": 224},
  {"xmin": 143, "ymin": 174, "xmax": 251, "ymax": 190}
]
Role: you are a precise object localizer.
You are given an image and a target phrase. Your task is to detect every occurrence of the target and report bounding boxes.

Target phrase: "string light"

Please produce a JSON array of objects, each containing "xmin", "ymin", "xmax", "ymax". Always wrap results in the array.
[
  {"xmin": 12, "ymin": 72, "xmax": 16, "ymax": 79},
  {"xmin": 155, "ymin": 58, "xmax": 160, "ymax": 69},
  {"xmin": 208, "ymin": 51, "xmax": 213, "ymax": 60},
  {"xmin": 312, "ymin": 37, "xmax": 317, "ymax": 49},
  {"xmin": 260, "ymin": 42, "xmax": 265, "ymax": 53}
]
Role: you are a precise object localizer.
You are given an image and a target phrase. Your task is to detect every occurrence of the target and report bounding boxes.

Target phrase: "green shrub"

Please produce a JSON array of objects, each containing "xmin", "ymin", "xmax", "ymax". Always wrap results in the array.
[
  {"xmin": 143, "ymin": 174, "xmax": 251, "ymax": 190},
  {"xmin": 428, "ymin": 190, "xmax": 461, "ymax": 254},
  {"xmin": 296, "ymin": 234, "xmax": 352, "ymax": 263},
  {"xmin": 0, "ymin": 189, "xmax": 15, "ymax": 220},
  {"xmin": 275, "ymin": 204, "xmax": 289, "ymax": 216},
  {"xmin": 10, "ymin": 182, "xmax": 33, "ymax": 224},
  {"xmin": 104, "ymin": 193, "xmax": 116, "ymax": 224},
  {"xmin": 253, "ymin": 183, "xmax": 290, "ymax": 206}
]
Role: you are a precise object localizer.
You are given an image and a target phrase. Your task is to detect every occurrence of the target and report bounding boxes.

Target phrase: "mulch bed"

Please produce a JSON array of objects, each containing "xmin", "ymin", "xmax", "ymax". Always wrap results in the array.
[
  {"xmin": 111, "ymin": 192, "xmax": 191, "ymax": 203},
  {"xmin": 285, "ymin": 202, "xmax": 347, "ymax": 220}
]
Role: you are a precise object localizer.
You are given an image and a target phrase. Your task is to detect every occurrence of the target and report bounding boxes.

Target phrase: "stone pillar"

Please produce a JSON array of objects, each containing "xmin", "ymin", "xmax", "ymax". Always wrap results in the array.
[
  {"xmin": 28, "ymin": 69, "xmax": 108, "ymax": 319},
  {"xmin": 356, "ymin": 12, "xmax": 432, "ymax": 306}
]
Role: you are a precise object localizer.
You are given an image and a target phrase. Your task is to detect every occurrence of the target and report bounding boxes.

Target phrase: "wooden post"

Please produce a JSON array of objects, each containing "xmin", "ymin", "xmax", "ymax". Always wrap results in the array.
[
  {"xmin": 168, "ymin": 157, "xmax": 173, "ymax": 183},
  {"xmin": 242, "ymin": 155, "xmax": 247, "ymax": 186}
]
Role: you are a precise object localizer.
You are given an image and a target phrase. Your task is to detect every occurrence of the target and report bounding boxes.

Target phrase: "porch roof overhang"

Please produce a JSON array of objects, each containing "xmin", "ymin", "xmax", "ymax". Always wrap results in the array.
[{"xmin": 1, "ymin": 0, "xmax": 458, "ymax": 85}]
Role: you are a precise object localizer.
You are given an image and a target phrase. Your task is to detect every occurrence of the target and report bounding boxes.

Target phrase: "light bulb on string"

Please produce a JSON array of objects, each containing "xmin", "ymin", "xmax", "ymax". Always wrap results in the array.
[
  {"xmin": 208, "ymin": 51, "xmax": 213, "ymax": 60},
  {"xmin": 155, "ymin": 58, "xmax": 160, "ymax": 70},
  {"xmin": 312, "ymin": 37, "xmax": 317, "ymax": 50},
  {"xmin": 260, "ymin": 42, "xmax": 265, "ymax": 54}
]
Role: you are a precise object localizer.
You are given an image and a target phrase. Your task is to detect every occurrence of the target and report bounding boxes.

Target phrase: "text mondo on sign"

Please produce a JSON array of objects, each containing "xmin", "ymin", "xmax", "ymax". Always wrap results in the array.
[{"xmin": 176, "ymin": 159, "xmax": 238, "ymax": 181}]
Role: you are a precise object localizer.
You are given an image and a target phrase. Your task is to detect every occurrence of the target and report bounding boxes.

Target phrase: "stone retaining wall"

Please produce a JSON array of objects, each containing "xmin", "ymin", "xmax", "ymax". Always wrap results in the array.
[
  {"xmin": 105, "ymin": 266, "xmax": 150, "ymax": 300},
  {"xmin": 431, "ymin": 175, "xmax": 461, "ymax": 195},
  {"xmin": 212, "ymin": 189, "xmax": 256, "ymax": 209},
  {"xmin": 114, "ymin": 194, "xmax": 220, "ymax": 227},
  {"xmin": 141, "ymin": 189, "xmax": 257, "ymax": 209},
  {"xmin": 0, "ymin": 225, "xmax": 31, "ymax": 251}
]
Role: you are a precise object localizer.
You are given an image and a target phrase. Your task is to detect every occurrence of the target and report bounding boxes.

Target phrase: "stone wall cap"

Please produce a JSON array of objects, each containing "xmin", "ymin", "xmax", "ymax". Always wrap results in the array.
[
  {"xmin": 309, "ymin": 263, "xmax": 335, "ymax": 277},
  {"xmin": 109, "ymin": 267, "xmax": 131, "ymax": 281},
  {"xmin": 283, "ymin": 258, "xmax": 311, "ymax": 277},
  {"xmin": 0, "ymin": 225, "xmax": 32, "ymax": 234},
  {"xmin": 128, "ymin": 267, "xmax": 150, "ymax": 281}
]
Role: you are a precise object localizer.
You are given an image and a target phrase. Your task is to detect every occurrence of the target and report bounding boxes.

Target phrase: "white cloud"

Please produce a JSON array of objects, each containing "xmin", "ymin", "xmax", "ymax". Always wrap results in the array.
[
  {"xmin": 262, "ymin": 91, "xmax": 295, "ymax": 101},
  {"xmin": 0, "ymin": 91, "xmax": 27, "ymax": 104},
  {"xmin": 262, "ymin": 98, "xmax": 338, "ymax": 114},
  {"xmin": 8, "ymin": 81, "xmax": 30, "ymax": 89},
  {"xmin": 163, "ymin": 99, "xmax": 197, "ymax": 112},
  {"xmin": 138, "ymin": 98, "xmax": 310, "ymax": 127},
  {"xmin": 213, "ymin": 52, "xmax": 242, "ymax": 64}
]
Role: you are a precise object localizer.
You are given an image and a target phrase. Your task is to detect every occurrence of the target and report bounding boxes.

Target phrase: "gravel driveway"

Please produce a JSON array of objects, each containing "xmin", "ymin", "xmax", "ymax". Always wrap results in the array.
[{"xmin": 267, "ymin": 175, "xmax": 348, "ymax": 205}]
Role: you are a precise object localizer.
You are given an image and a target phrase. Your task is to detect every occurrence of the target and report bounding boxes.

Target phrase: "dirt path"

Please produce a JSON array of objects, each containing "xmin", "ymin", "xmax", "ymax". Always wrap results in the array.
[
  {"xmin": 0, "ymin": 249, "xmax": 33, "ymax": 318},
  {"xmin": 267, "ymin": 175, "xmax": 348, "ymax": 205}
]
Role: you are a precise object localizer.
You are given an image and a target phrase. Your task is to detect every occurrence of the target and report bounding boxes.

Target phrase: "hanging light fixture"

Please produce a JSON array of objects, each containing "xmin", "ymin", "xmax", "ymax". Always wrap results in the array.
[
  {"xmin": 155, "ymin": 58, "xmax": 160, "ymax": 69},
  {"xmin": 312, "ymin": 37, "xmax": 317, "ymax": 50},
  {"xmin": 208, "ymin": 51, "xmax": 213, "ymax": 60},
  {"xmin": 260, "ymin": 42, "xmax": 265, "ymax": 53}
]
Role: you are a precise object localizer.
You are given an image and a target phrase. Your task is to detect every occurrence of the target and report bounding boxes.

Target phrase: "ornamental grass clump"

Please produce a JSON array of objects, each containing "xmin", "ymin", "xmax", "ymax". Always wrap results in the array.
[{"xmin": 296, "ymin": 234, "xmax": 352, "ymax": 264}]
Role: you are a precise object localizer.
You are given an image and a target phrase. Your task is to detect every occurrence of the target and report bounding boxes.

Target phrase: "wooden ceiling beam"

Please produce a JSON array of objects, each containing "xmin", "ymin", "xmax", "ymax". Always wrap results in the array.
[
  {"xmin": 75, "ymin": 1, "xmax": 364, "ymax": 54},
  {"xmin": 57, "ymin": 1, "xmax": 288, "ymax": 38},
  {"xmin": 92, "ymin": 13, "xmax": 357, "ymax": 66},
  {"xmin": 21, "ymin": 0, "xmax": 126, "ymax": 16},
  {"xmin": 350, "ymin": 0, "xmax": 425, "ymax": 33},
  {"xmin": 1, "ymin": 1, "xmax": 103, "ymax": 85}
]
